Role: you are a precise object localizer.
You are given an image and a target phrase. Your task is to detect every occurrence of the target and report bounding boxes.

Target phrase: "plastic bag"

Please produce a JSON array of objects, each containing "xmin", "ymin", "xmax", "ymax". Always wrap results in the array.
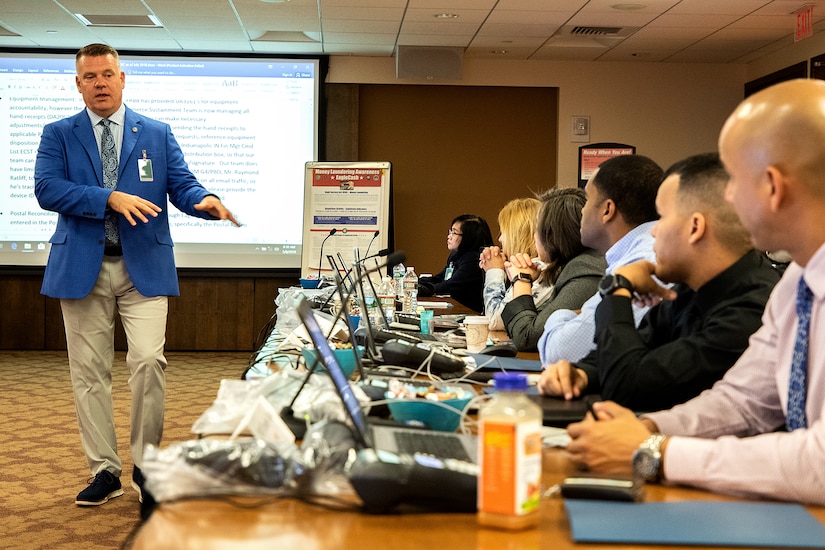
[
  {"xmin": 142, "ymin": 438, "xmax": 297, "ymax": 502},
  {"xmin": 191, "ymin": 368, "xmax": 305, "ymax": 436},
  {"xmin": 274, "ymin": 286, "xmax": 305, "ymax": 335},
  {"xmin": 142, "ymin": 419, "xmax": 360, "ymax": 503}
]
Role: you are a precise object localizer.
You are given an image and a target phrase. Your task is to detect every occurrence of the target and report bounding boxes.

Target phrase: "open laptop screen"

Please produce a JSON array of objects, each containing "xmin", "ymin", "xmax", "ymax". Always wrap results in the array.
[{"xmin": 296, "ymin": 298, "xmax": 371, "ymax": 447}]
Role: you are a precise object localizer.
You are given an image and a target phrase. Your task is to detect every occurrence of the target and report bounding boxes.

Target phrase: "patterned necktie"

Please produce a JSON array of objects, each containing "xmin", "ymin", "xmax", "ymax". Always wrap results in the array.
[
  {"xmin": 99, "ymin": 119, "xmax": 119, "ymax": 246},
  {"xmin": 787, "ymin": 277, "xmax": 813, "ymax": 430}
]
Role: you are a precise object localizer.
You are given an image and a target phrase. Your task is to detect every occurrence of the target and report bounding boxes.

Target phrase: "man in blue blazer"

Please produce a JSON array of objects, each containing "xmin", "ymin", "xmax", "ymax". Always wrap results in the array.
[{"xmin": 34, "ymin": 43, "xmax": 239, "ymax": 507}]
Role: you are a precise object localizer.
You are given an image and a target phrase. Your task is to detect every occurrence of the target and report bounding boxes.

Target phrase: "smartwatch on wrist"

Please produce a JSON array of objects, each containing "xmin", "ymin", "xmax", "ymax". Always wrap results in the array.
[
  {"xmin": 632, "ymin": 434, "xmax": 667, "ymax": 482},
  {"xmin": 598, "ymin": 273, "xmax": 634, "ymax": 297},
  {"xmin": 512, "ymin": 272, "xmax": 533, "ymax": 285}
]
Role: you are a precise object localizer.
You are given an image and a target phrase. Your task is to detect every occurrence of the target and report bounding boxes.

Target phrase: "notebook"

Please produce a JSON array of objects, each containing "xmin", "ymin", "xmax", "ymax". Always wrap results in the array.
[
  {"xmin": 565, "ymin": 500, "xmax": 825, "ymax": 547},
  {"xmin": 296, "ymin": 298, "xmax": 478, "ymax": 463}
]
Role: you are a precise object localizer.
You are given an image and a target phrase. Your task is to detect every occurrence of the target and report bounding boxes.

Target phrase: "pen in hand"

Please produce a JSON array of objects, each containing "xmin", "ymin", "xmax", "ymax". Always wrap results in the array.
[{"xmin": 587, "ymin": 399, "xmax": 600, "ymax": 421}]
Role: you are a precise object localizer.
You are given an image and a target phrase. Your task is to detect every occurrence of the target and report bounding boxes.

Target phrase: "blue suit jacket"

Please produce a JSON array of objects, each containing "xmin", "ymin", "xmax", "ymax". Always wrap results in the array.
[{"xmin": 34, "ymin": 107, "xmax": 215, "ymax": 299}]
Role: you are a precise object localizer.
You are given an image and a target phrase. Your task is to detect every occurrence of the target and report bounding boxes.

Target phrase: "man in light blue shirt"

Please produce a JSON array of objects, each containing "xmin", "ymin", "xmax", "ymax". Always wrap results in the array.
[{"xmin": 538, "ymin": 155, "xmax": 663, "ymax": 365}]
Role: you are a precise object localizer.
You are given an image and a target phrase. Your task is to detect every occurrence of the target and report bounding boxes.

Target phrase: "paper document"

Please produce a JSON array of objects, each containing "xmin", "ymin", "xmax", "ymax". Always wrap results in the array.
[{"xmin": 418, "ymin": 301, "xmax": 452, "ymax": 309}]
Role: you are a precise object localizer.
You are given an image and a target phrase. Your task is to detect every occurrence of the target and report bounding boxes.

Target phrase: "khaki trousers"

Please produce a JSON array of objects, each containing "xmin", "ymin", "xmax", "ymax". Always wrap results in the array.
[{"xmin": 60, "ymin": 256, "xmax": 168, "ymax": 476}]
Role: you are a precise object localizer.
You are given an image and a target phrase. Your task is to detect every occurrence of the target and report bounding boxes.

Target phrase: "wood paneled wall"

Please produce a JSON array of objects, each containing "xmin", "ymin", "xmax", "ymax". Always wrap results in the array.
[
  {"xmin": 0, "ymin": 273, "xmax": 295, "ymax": 351},
  {"xmin": 358, "ymin": 84, "xmax": 558, "ymax": 274}
]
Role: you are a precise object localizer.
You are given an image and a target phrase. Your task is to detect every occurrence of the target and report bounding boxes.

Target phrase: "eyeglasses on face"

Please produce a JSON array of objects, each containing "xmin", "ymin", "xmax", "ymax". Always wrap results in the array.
[{"xmin": 447, "ymin": 228, "xmax": 463, "ymax": 237}]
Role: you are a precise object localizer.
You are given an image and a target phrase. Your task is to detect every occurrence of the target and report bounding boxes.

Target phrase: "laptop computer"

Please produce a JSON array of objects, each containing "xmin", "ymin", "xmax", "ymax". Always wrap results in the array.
[{"xmin": 295, "ymin": 298, "xmax": 478, "ymax": 463}]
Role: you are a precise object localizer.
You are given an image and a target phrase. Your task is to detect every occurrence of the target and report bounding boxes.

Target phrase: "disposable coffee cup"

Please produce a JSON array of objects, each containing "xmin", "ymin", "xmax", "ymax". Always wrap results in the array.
[{"xmin": 464, "ymin": 315, "xmax": 490, "ymax": 353}]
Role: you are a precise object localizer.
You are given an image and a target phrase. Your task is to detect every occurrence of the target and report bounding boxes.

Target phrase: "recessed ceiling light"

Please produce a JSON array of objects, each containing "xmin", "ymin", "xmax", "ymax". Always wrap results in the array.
[
  {"xmin": 434, "ymin": 13, "xmax": 459, "ymax": 19},
  {"xmin": 611, "ymin": 3, "xmax": 647, "ymax": 10},
  {"xmin": 492, "ymin": 49, "xmax": 509, "ymax": 55}
]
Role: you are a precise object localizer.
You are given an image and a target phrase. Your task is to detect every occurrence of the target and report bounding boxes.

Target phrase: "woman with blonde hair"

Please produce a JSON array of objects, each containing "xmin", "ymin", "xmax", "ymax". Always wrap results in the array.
[
  {"xmin": 502, "ymin": 188, "xmax": 607, "ymax": 351},
  {"xmin": 480, "ymin": 197, "xmax": 553, "ymax": 331}
]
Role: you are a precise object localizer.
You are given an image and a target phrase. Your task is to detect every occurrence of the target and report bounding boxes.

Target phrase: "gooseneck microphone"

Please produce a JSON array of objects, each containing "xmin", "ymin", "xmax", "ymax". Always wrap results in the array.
[
  {"xmin": 284, "ymin": 251, "xmax": 408, "ymax": 435},
  {"xmin": 361, "ymin": 246, "xmax": 389, "ymax": 277},
  {"xmin": 279, "ymin": 361, "xmax": 319, "ymax": 439},
  {"xmin": 317, "ymin": 228, "xmax": 337, "ymax": 278},
  {"xmin": 351, "ymin": 251, "xmax": 407, "ymax": 361},
  {"xmin": 367, "ymin": 251, "xmax": 406, "ymax": 277},
  {"xmin": 361, "ymin": 248, "xmax": 390, "ymax": 262},
  {"xmin": 326, "ymin": 251, "xmax": 406, "ymax": 327},
  {"xmin": 364, "ymin": 230, "xmax": 380, "ymax": 259}
]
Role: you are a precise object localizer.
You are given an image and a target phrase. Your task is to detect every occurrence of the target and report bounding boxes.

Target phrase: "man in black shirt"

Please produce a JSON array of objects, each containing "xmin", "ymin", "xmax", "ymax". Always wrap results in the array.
[{"xmin": 537, "ymin": 153, "xmax": 780, "ymax": 411}]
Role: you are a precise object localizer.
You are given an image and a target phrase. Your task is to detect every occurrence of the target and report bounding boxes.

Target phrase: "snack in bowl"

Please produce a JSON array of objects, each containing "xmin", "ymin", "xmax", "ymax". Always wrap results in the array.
[{"xmin": 385, "ymin": 381, "xmax": 474, "ymax": 432}]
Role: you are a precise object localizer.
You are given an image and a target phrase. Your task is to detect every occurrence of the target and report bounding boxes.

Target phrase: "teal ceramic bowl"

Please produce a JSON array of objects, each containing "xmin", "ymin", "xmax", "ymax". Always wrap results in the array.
[
  {"xmin": 301, "ymin": 345, "xmax": 364, "ymax": 378},
  {"xmin": 385, "ymin": 389, "xmax": 474, "ymax": 432}
]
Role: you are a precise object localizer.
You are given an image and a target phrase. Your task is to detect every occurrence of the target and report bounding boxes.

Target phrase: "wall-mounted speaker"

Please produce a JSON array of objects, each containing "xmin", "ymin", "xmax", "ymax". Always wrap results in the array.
[{"xmin": 396, "ymin": 46, "xmax": 464, "ymax": 80}]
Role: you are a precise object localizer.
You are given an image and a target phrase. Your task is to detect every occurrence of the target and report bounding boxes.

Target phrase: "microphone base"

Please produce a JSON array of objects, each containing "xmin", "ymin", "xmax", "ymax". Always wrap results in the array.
[{"xmin": 280, "ymin": 406, "xmax": 308, "ymax": 439}]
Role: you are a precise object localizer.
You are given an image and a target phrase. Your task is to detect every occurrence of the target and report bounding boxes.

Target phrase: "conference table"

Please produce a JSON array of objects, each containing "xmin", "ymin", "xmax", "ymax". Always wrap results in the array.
[
  {"xmin": 132, "ymin": 295, "xmax": 825, "ymax": 548},
  {"xmin": 131, "ymin": 446, "xmax": 825, "ymax": 549}
]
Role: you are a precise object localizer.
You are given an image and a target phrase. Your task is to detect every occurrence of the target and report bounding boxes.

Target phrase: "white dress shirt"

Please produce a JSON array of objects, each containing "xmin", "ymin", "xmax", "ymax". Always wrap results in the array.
[
  {"xmin": 538, "ymin": 221, "xmax": 657, "ymax": 364},
  {"xmin": 647, "ymin": 242, "xmax": 825, "ymax": 505}
]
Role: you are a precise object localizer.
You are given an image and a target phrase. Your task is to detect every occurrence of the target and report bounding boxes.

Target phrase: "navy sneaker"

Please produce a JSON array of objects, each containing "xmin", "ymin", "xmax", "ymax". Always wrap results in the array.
[
  {"xmin": 131, "ymin": 466, "xmax": 145, "ymax": 503},
  {"xmin": 75, "ymin": 470, "xmax": 124, "ymax": 506}
]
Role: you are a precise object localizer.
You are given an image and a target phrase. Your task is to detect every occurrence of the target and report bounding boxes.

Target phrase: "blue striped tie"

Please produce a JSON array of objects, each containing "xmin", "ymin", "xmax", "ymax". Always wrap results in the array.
[
  {"xmin": 99, "ymin": 119, "xmax": 119, "ymax": 245},
  {"xmin": 787, "ymin": 277, "xmax": 813, "ymax": 431}
]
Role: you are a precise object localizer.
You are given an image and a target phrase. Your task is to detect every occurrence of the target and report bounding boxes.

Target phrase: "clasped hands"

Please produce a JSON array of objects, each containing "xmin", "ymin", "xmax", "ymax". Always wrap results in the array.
[
  {"xmin": 107, "ymin": 191, "xmax": 240, "ymax": 227},
  {"xmin": 479, "ymin": 248, "xmax": 541, "ymax": 281}
]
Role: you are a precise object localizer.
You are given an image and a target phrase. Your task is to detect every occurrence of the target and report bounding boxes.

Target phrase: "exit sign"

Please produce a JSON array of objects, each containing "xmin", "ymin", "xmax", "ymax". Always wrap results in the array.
[{"xmin": 796, "ymin": 5, "xmax": 814, "ymax": 42}]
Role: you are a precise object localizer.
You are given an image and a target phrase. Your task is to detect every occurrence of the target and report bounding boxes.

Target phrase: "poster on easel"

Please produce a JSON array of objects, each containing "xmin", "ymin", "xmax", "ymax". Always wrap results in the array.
[{"xmin": 301, "ymin": 161, "xmax": 391, "ymax": 280}]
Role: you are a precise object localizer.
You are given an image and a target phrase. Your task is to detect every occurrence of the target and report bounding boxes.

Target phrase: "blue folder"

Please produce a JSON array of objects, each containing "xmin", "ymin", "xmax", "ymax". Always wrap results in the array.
[{"xmin": 565, "ymin": 500, "xmax": 825, "ymax": 547}]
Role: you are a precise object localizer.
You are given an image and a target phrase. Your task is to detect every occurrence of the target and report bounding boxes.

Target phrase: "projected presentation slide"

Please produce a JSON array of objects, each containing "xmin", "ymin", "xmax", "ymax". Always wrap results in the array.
[{"xmin": 0, "ymin": 52, "xmax": 320, "ymax": 269}]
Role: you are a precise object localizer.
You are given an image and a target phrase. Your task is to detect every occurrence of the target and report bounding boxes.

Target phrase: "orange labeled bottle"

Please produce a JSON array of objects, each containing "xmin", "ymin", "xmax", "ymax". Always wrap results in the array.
[{"xmin": 477, "ymin": 372, "xmax": 543, "ymax": 530}]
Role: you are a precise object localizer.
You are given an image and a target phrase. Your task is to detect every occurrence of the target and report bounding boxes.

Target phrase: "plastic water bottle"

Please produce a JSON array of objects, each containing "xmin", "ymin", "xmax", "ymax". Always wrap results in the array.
[
  {"xmin": 402, "ymin": 266, "xmax": 418, "ymax": 314},
  {"xmin": 377, "ymin": 276, "xmax": 395, "ymax": 325},
  {"xmin": 478, "ymin": 372, "xmax": 542, "ymax": 530},
  {"xmin": 392, "ymin": 261, "xmax": 406, "ymax": 311},
  {"xmin": 362, "ymin": 284, "xmax": 382, "ymax": 328}
]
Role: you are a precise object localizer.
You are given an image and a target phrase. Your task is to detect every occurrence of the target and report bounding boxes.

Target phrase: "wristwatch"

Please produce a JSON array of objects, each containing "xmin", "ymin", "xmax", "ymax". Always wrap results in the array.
[
  {"xmin": 512, "ymin": 272, "xmax": 533, "ymax": 285},
  {"xmin": 632, "ymin": 434, "xmax": 667, "ymax": 482},
  {"xmin": 598, "ymin": 273, "xmax": 634, "ymax": 297}
]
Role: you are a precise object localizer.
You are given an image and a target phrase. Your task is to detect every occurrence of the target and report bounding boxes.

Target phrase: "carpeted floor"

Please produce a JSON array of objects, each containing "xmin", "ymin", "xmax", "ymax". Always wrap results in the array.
[{"xmin": 0, "ymin": 350, "xmax": 252, "ymax": 550}]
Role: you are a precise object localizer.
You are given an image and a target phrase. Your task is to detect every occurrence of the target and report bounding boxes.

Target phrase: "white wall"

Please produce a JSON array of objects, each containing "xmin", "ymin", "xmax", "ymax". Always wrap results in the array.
[
  {"xmin": 328, "ymin": 56, "xmax": 746, "ymax": 186},
  {"xmin": 746, "ymin": 33, "xmax": 825, "ymax": 81}
]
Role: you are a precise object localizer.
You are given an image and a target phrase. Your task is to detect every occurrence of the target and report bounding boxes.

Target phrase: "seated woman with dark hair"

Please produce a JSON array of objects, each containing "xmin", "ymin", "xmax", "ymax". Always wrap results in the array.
[
  {"xmin": 418, "ymin": 214, "xmax": 494, "ymax": 313},
  {"xmin": 502, "ymin": 188, "xmax": 606, "ymax": 351}
]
